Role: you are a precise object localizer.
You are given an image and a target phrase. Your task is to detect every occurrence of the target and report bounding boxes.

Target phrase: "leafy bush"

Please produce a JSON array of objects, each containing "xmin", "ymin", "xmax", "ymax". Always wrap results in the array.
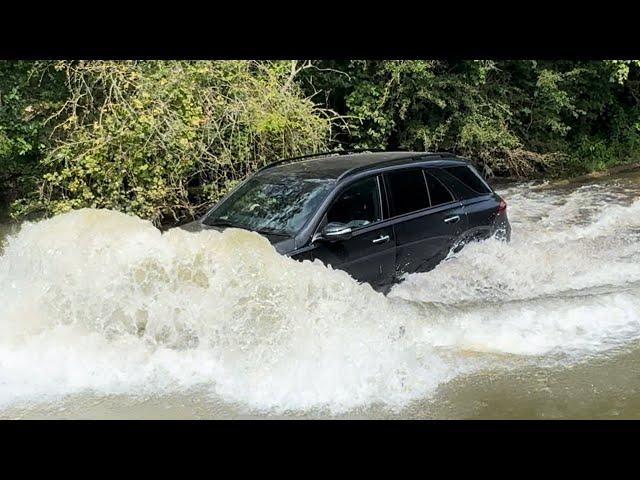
[
  {"xmin": 9, "ymin": 61, "xmax": 334, "ymax": 226},
  {"xmin": 300, "ymin": 60, "xmax": 640, "ymax": 178},
  {"xmin": 2, "ymin": 60, "xmax": 640, "ymax": 227},
  {"xmin": 0, "ymin": 62, "xmax": 66, "ymax": 206}
]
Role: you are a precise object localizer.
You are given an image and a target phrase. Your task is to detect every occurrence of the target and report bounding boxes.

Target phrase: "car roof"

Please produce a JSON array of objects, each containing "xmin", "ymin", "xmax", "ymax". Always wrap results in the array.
[{"xmin": 256, "ymin": 151, "xmax": 469, "ymax": 181}]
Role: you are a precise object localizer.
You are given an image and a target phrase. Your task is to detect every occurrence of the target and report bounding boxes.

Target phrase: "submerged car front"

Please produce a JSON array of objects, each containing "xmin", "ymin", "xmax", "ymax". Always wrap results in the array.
[{"xmin": 180, "ymin": 171, "xmax": 335, "ymax": 255}]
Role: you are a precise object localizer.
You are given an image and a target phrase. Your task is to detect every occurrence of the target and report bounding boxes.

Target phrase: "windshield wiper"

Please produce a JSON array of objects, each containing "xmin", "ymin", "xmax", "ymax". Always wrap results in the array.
[
  {"xmin": 254, "ymin": 227, "xmax": 290, "ymax": 237},
  {"xmin": 204, "ymin": 219, "xmax": 289, "ymax": 237},
  {"xmin": 204, "ymin": 219, "xmax": 243, "ymax": 228}
]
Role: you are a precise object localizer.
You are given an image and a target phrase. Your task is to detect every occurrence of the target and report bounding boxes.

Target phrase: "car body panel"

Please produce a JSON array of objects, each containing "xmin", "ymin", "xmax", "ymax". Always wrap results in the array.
[
  {"xmin": 290, "ymin": 223, "xmax": 396, "ymax": 288},
  {"xmin": 180, "ymin": 152, "xmax": 511, "ymax": 292},
  {"xmin": 392, "ymin": 201, "xmax": 468, "ymax": 276}
]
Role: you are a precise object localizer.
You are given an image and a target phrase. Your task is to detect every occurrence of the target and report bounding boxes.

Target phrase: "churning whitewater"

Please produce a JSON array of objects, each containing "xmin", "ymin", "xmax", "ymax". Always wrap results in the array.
[{"xmin": 2, "ymin": 174, "xmax": 640, "ymax": 415}]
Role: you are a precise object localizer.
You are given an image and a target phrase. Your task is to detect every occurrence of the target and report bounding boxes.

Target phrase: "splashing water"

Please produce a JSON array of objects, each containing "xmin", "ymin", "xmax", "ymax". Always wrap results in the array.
[{"xmin": 1, "ymin": 171, "xmax": 640, "ymax": 417}]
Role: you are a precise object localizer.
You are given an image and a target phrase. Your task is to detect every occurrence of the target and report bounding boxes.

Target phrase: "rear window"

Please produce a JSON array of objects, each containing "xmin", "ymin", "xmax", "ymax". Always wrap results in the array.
[
  {"xmin": 384, "ymin": 169, "xmax": 430, "ymax": 216},
  {"xmin": 443, "ymin": 165, "xmax": 492, "ymax": 194}
]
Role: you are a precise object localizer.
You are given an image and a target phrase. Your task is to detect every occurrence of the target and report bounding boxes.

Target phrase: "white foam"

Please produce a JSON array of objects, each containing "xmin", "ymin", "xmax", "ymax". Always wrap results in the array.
[{"xmin": 1, "ymin": 180, "xmax": 639, "ymax": 414}]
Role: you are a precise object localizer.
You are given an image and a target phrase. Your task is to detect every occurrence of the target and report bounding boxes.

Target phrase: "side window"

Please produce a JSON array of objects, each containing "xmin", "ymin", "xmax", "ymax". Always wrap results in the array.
[
  {"xmin": 430, "ymin": 168, "xmax": 475, "ymax": 200},
  {"xmin": 384, "ymin": 169, "xmax": 430, "ymax": 217},
  {"xmin": 327, "ymin": 176, "xmax": 382, "ymax": 228},
  {"xmin": 443, "ymin": 165, "xmax": 492, "ymax": 194},
  {"xmin": 424, "ymin": 171, "xmax": 454, "ymax": 206}
]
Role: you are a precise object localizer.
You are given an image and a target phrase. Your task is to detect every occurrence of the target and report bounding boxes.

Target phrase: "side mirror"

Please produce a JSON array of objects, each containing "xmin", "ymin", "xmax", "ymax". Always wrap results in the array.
[{"xmin": 318, "ymin": 222, "xmax": 352, "ymax": 242}]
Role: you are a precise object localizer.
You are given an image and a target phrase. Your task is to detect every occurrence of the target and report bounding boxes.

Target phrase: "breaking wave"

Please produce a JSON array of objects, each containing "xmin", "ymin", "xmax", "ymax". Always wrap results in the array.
[{"xmin": 1, "ymin": 176, "xmax": 640, "ymax": 414}]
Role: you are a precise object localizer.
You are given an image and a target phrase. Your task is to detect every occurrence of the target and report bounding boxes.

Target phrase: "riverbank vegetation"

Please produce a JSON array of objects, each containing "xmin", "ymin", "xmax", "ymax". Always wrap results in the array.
[{"xmin": 1, "ymin": 60, "xmax": 639, "ymax": 226}]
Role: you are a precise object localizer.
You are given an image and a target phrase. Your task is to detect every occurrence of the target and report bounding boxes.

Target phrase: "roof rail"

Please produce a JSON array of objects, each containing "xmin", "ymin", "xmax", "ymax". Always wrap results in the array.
[
  {"xmin": 431, "ymin": 152, "xmax": 457, "ymax": 158},
  {"xmin": 336, "ymin": 151, "xmax": 460, "ymax": 180},
  {"xmin": 256, "ymin": 148, "xmax": 390, "ymax": 173}
]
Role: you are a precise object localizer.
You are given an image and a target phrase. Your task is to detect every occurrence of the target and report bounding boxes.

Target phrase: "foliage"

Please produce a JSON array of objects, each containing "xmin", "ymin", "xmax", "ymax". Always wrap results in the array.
[
  {"xmin": 0, "ymin": 61, "xmax": 66, "ymax": 205},
  {"xmin": 6, "ymin": 61, "xmax": 333, "ymax": 225},
  {"xmin": 1, "ymin": 60, "xmax": 640, "ymax": 226},
  {"xmin": 300, "ymin": 60, "xmax": 640, "ymax": 177}
]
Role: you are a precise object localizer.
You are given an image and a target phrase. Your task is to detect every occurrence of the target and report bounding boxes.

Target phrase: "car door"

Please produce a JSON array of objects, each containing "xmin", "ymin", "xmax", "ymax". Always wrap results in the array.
[
  {"xmin": 307, "ymin": 175, "xmax": 396, "ymax": 288},
  {"xmin": 384, "ymin": 168, "xmax": 467, "ymax": 277},
  {"xmin": 432, "ymin": 165, "xmax": 500, "ymax": 242}
]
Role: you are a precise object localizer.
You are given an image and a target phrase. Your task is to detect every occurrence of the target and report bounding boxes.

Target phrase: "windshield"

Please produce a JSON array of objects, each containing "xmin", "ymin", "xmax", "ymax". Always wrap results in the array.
[{"xmin": 203, "ymin": 176, "xmax": 334, "ymax": 236}]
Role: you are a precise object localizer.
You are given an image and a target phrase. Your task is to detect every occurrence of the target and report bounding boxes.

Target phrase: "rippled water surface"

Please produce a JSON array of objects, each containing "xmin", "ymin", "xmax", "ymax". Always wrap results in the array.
[{"xmin": 2, "ymin": 170, "xmax": 640, "ymax": 419}]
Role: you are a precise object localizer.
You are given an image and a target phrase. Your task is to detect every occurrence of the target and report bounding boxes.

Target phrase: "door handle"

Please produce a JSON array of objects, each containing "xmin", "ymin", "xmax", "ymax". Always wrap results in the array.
[
  {"xmin": 444, "ymin": 215, "xmax": 460, "ymax": 224},
  {"xmin": 372, "ymin": 234, "xmax": 390, "ymax": 244}
]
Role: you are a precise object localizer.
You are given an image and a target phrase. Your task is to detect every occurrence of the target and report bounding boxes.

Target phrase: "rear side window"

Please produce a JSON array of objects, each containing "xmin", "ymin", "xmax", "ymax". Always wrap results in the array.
[
  {"xmin": 384, "ymin": 169, "xmax": 430, "ymax": 216},
  {"xmin": 443, "ymin": 165, "xmax": 492, "ymax": 195},
  {"xmin": 425, "ymin": 172, "xmax": 454, "ymax": 206}
]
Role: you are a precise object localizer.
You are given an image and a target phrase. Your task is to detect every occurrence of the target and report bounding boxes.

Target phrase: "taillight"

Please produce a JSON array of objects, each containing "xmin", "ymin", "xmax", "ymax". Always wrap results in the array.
[{"xmin": 498, "ymin": 199, "xmax": 507, "ymax": 213}]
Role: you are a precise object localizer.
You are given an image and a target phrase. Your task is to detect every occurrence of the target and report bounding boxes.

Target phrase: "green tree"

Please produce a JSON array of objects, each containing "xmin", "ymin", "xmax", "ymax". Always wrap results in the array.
[
  {"xmin": 8, "ymin": 61, "xmax": 334, "ymax": 226},
  {"xmin": 300, "ymin": 60, "xmax": 640, "ymax": 177},
  {"xmin": 2, "ymin": 60, "xmax": 640, "ymax": 227},
  {"xmin": 0, "ymin": 61, "xmax": 66, "ymax": 206}
]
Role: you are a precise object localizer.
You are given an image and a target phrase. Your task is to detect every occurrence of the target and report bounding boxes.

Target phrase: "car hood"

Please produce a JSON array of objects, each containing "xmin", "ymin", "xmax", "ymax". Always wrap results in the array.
[{"xmin": 178, "ymin": 220, "xmax": 296, "ymax": 255}]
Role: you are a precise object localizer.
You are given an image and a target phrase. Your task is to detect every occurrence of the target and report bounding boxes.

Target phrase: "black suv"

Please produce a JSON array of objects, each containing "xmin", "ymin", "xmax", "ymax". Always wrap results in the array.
[{"xmin": 182, "ymin": 151, "xmax": 510, "ymax": 291}]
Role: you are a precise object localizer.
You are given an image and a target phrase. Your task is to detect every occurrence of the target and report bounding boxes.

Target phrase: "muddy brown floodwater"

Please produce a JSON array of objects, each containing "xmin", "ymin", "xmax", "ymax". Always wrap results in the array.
[{"xmin": 2, "ymin": 169, "xmax": 640, "ymax": 419}]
